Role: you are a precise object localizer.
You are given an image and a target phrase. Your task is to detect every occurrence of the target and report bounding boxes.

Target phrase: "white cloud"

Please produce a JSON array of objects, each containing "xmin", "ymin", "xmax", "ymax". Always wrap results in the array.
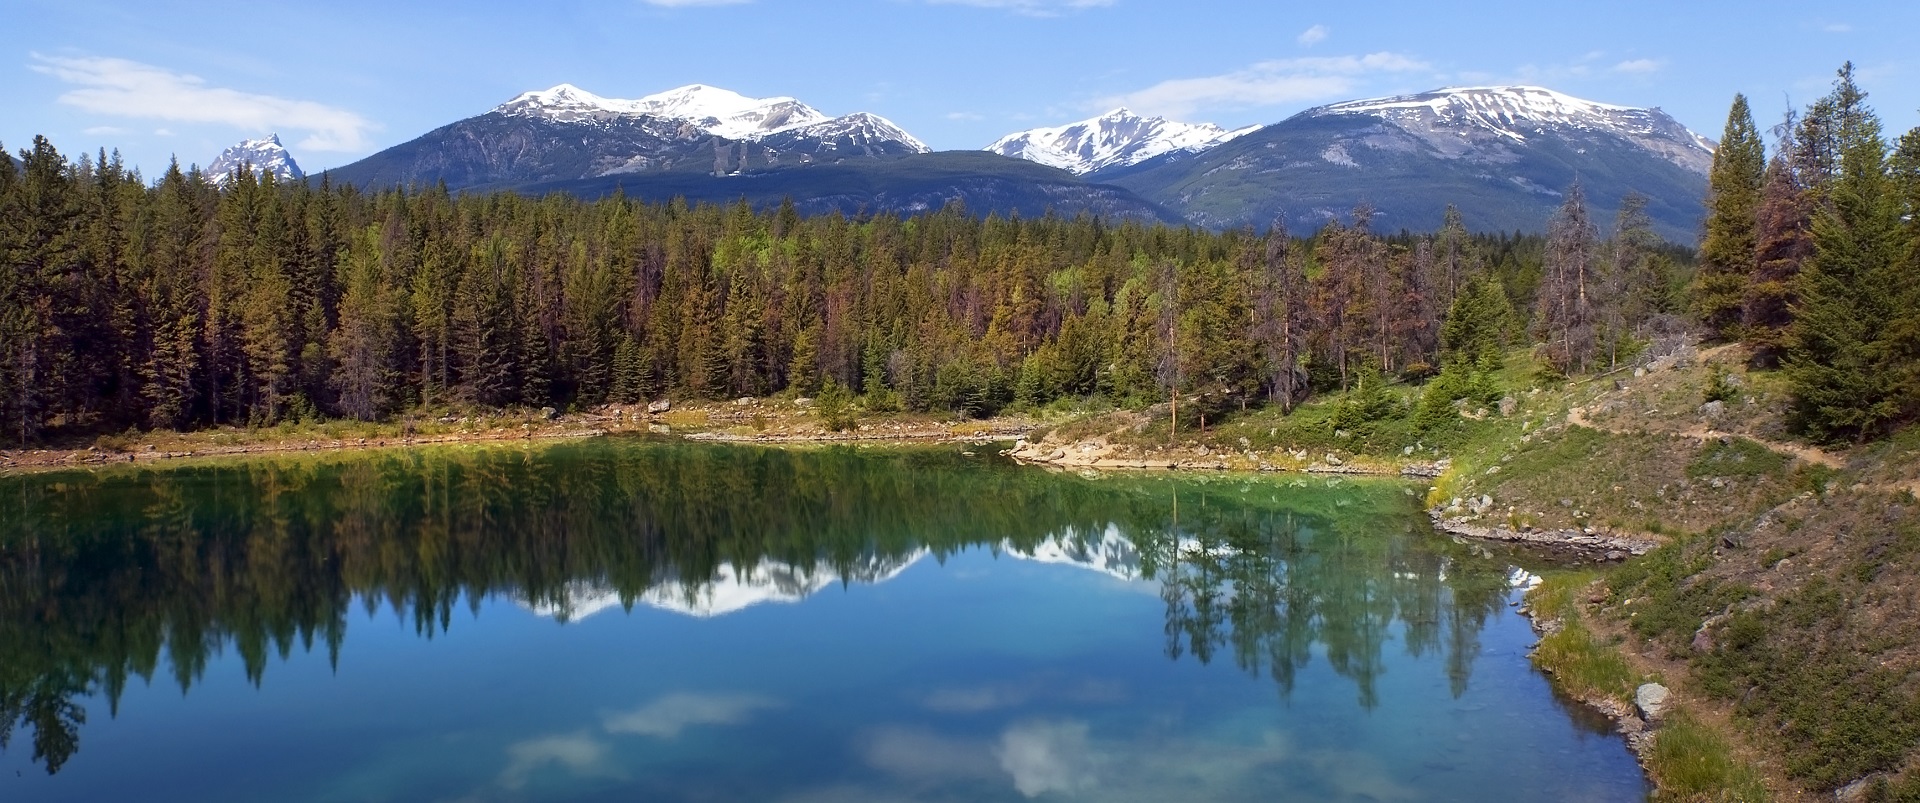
[
  {"xmin": 28, "ymin": 53, "xmax": 377, "ymax": 152},
  {"xmin": 995, "ymin": 719, "xmax": 1099, "ymax": 798},
  {"xmin": 1297, "ymin": 24, "xmax": 1329, "ymax": 46},
  {"xmin": 82, "ymin": 126, "xmax": 125, "ymax": 136},
  {"xmin": 927, "ymin": 0, "xmax": 1115, "ymax": 16},
  {"xmin": 860, "ymin": 726, "xmax": 999, "ymax": 780},
  {"xmin": 1611, "ymin": 58, "xmax": 1664, "ymax": 75},
  {"xmin": 603, "ymin": 692, "xmax": 780, "ymax": 738},
  {"xmin": 1097, "ymin": 52, "xmax": 1431, "ymax": 119},
  {"xmin": 153, "ymin": 128, "xmax": 174, "ymax": 136},
  {"xmin": 946, "ymin": 111, "xmax": 985, "ymax": 121},
  {"xmin": 498, "ymin": 732, "xmax": 614, "ymax": 790},
  {"xmin": 1823, "ymin": 22, "xmax": 1852, "ymax": 33}
]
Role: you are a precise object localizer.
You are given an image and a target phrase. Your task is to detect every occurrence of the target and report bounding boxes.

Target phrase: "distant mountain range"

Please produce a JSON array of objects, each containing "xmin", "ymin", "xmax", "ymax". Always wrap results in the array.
[{"xmin": 249, "ymin": 82, "xmax": 1713, "ymax": 238}]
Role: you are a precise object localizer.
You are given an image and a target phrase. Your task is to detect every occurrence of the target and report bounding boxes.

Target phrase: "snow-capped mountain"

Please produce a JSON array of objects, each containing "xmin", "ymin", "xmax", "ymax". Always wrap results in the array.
[
  {"xmin": 1307, "ymin": 85, "xmax": 1714, "ymax": 174},
  {"xmin": 518, "ymin": 550, "xmax": 931, "ymax": 621},
  {"xmin": 206, "ymin": 134, "xmax": 304, "ymax": 185},
  {"xmin": 492, "ymin": 83, "xmax": 925, "ymax": 152},
  {"xmin": 325, "ymin": 82, "xmax": 934, "ymax": 193},
  {"xmin": 1102, "ymin": 84, "xmax": 1713, "ymax": 240},
  {"xmin": 987, "ymin": 108, "xmax": 1257, "ymax": 175}
]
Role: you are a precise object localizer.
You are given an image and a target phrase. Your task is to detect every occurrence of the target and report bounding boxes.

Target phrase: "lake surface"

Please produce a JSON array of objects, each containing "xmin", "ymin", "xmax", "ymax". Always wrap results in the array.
[{"xmin": 0, "ymin": 438, "xmax": 1646, "ymax": 802}]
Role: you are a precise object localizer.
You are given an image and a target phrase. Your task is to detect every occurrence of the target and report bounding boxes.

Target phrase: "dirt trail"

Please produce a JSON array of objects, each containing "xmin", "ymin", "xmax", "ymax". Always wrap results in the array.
[{"xmin": 1565, "ymin": 405, "xmax": 1846, "ymax": 469}]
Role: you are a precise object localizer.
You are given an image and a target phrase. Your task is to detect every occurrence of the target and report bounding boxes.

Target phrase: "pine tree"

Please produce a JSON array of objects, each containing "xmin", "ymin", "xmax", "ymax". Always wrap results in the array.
[
  {"xmin": 329, "ymin": 226, "xmax": 400, "ymax": 421},
  {"xmin": 1691, "ymin": 94, "xmax": 1766, "ymax": 339},
  {"xmin": 1786, "ymin": 102, "xmax": 1906, "ymax": 441}
]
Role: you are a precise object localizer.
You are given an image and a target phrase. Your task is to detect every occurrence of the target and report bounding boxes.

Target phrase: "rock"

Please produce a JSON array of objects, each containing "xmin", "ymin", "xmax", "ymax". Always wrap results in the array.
[
  {"xmin": 647, "ymin": 399, "xmax": 671, "ymax": 414},
  {"xmin": 1633, "ymin": 367, "xmax": 1646, "ymax": 378},
  {"xmin": 1634, "ymin": 683, "xmax": 1671, "ymax": 722},
  {"xmin": 1836, "ymin": 775, "xmax": 1885, "ymax": 803},
  {"xmin": 1499, "ymin": 396, "xmax": 1518, "ymax": 417},
  {"xmin": 1237, "ymin": 437, "xmax": 1251, "ymax": 449},
  {"xmin": 734, "ymin": 396, "xmax": 756, "ymax": 406},
  {"xmin": 1700, "ymin": 400, "xmax": 1725, "ymax": 418},
  {"xmin": 1404, "ymin": 445, "xmax": 1416, "ymax": 456},
  {"xmin": 648, "ymin": 423, "xmax": 671, "ymax": 434},
  {"xmin": 1323, "ymin": 454, "xmax": 1343, "ymax": 466},
  {"xmin": 540, "ymin": 406, "xmax": 558, "ymax": 420}
]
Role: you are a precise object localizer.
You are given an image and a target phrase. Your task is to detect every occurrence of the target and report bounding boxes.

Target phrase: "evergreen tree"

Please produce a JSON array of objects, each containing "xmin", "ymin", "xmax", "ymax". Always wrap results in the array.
[
  {"xmin": 1786, "ymin": 102, "xmax": 1906, "ymax": 441},
  {"xmin": 329, "ymin": 226, "xmax": 400, "ymax": 421},
  {"xmin": 1691, "ymin": 94, "xmax": 1766, "ymax": 339}
]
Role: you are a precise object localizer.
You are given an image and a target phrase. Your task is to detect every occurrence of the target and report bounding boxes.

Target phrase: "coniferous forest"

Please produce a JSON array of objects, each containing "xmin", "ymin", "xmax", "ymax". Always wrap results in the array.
[{"xmin": 1, "ymin": 64, "xmax": 1915, "ymax": 447}]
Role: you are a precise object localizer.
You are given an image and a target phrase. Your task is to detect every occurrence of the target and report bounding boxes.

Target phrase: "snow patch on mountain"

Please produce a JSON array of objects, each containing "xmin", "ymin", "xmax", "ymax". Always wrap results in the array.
[
  {"xmin": 988, "ymin": 108, "xmax": 1256, "ymax": 175},
  {"xmin": 1309, "ymin": 85, "xmax": 1715, "ymax": 174},
  {"xmin": 206, "ymin": 134, "xmax": 304, "ymax": 185},
  {"xmin": 492, "ymin": 83, "xmax": 926, "ymax": 152}
]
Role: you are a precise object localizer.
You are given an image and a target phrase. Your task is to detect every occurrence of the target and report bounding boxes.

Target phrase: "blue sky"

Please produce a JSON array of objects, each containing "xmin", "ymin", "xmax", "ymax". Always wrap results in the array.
[{"xmin": 8, "ymin": 0, "xmax": 1918, "ymax": 176}]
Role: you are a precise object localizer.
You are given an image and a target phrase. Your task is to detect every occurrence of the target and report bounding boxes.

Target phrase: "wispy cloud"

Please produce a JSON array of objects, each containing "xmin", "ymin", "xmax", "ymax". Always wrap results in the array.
[
  {"xmin": 946, "ymin": 111, "xmax": 985, "ymax": 121},
  {"xmin": 1297, "ymin": 24, "xmax": 1329, "ymax": 47},
  {"xmin": 498, "ymin": 732, "xmax": 615, "ymax": 790},
  {"xmin": 1611, "ymin": 58, "xmax": 1664, "ymax": 76},
  {"xmin": 82, "ymin": 125, "xmax": 125, "ymax": 136},
  {"xmin": 29, "ymin": 53, "xmax": 376, "ymax": 152},
  {"xmin": 1098, "ymin": 53, "xmax": 1431, "ymax": 119},
  {"xmin": 927, "ymin": 0, "xmax": 1115, "ymax": 16},
  {"xmin": 603, "ymin": 692, "xmax": 780, "ymax": 738},
  {"xmin": 1822, "ymin": 22, "xmax": 1852, "ymax": 33}
]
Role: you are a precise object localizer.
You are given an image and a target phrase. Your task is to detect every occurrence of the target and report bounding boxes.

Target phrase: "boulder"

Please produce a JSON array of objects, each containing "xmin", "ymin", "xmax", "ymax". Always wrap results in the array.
[
  {"xmin": 1699, "ymin": 400, "xmax": 1726, "ymax": 418},
  {"xmin": 647, "ymin": 399, "xmax": 671, "ymax": 414},
  {"xmin": 539, "ymin": 406, "xmax": 558, "ymax": 420},
  {"xmin": 1634, "ymin": 683, "xmax": 1671, "ymax": 722},
  {"xmin": 1499, "ymin": 396, "xmax": 1518, "ymax": 417}
]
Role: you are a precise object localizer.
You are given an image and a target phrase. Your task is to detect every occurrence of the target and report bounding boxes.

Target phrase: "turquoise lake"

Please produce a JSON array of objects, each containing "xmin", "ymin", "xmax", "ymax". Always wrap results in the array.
[{"xmin": 0, "ymin": 437, "xmax": 1646, "ymax": 801}]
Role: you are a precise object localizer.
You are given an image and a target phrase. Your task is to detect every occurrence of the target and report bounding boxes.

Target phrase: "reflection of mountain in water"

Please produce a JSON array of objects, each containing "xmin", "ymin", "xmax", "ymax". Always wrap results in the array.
[
  {"xmin": 521, "ymin": 550, "xmax": 932, "ymax": 620},
  {"xmin": 0, "ymin": 439, "xmax": 1518, "ymax": 775},
  {"xmin": 518, "ymin": 525, "xmax": 1162, "ymax": 621}
]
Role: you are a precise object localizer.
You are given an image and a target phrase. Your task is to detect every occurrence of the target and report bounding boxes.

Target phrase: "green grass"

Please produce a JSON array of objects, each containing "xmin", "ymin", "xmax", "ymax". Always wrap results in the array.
[
  {"xmin": 1527, "ymin": 574, "xmax": 1641, "ymax": 704},
  {"xmin": 1646, "ymin": 708, "xmax": 1770, "ymax": 803}
]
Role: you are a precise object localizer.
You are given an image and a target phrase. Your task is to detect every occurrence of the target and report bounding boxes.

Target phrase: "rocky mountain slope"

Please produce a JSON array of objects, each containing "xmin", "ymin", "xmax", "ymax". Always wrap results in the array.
[
  {"xmin": 206, "ymin": 134, "xmax": 304, "ymax": 185},
  {"xmin": 1096, "ymin": 85, "xmax": 1713, "ymax": 241},
  {"xmin": 987, "ymin": 107, "xmax": 1255, "ymax": 174}
]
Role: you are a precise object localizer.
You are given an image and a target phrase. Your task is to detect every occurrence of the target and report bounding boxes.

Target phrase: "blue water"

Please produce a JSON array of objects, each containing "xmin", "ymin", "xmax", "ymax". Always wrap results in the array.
[{"xmin": 0, "ymin": 440, "xmax": 1645, "ymax": 802}]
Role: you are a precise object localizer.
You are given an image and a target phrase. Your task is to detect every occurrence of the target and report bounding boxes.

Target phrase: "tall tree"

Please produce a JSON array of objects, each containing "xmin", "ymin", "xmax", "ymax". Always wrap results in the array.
[
  {"xmin": 1691, "ymin": 93, "xmax": 1766, "ymax": 339},
  {"xmin": 1535, "ymin": 181, "xmax": 1599, "ymax": 373},
  {"xmin": 1786, "ymin": 100, "xmax": 1905, "ymax": 441}
]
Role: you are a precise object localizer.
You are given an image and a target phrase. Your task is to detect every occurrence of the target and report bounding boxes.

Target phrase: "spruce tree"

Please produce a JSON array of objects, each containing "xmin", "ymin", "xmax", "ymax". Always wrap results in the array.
[
  {"xmin": 1786, "ymin": 104, "xmax": 1906, "ymax": 441},
  {"xmin": 1691, "ymin": 94, "xmax": 1766, "ymax": 339}
]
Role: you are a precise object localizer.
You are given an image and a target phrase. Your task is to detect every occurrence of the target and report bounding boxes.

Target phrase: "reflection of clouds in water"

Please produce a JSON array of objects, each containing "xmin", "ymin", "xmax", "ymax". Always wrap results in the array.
[
  {"xmin": 994, "ymin": 719, "xmax": 1099, "ymax": 798},
  {"xmin": 496, "ymin": 731, "xmax": 614, "ymax": 790},
  {"xmin": 603, "ymin": 692, "xmax": 781, "ymax": 738},
  {"xmin": 859, "ymin": 725, "xmax": 999, "ymax": 780},
  {"xmin": 922, "ymin": 675, "xmax": 1126, "ymax": 713},
  {"xmin": 1299, "ymin": 749, "xmax": 1418, "ymax": 802}
]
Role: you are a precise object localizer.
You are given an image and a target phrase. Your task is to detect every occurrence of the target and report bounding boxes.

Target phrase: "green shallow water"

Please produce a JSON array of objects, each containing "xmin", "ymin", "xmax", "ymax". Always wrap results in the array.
[{"xmin": 0, "ymin": 437, "xmax": 1646, "ymax": 802}]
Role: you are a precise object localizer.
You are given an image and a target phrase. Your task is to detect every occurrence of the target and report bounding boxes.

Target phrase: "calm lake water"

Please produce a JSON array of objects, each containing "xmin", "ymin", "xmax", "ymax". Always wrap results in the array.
[{"xmin": 0, "ymin": 437, "xmax": 1645, "ymax": 802}]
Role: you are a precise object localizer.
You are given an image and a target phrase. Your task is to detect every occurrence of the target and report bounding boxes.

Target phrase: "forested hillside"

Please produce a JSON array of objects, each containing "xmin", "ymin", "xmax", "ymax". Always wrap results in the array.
[{"xmin": 0, "ymin": 134, "xmax": 1698, "ymax": 446}]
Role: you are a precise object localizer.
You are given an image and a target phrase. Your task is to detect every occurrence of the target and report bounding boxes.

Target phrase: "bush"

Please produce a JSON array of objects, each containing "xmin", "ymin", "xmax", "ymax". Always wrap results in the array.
[{"xmin": 816, "ymin": 378, "xmax": 856, "ymax": 431}]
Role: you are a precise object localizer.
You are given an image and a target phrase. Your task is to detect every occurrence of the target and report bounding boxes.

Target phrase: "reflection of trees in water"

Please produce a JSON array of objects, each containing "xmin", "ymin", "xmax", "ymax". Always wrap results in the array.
[
  {"xmin": 0, "ymin": 442, "xmax": 1503, "ymax": 774},
  {"xmin": 1136, "ymin": 484, "xmax": 1511, "ymax": 709}
]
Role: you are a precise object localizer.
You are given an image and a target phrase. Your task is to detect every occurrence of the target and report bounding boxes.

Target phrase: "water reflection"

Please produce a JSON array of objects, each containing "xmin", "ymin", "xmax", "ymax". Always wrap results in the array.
[{"xmin": 1, "ymin": 438, "xmax": 1515, "ymax": 777}]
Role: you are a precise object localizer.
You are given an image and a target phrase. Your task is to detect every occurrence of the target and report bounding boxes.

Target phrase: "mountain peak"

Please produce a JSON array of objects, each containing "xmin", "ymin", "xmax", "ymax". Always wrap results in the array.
[
  {"xmin": 1308, "ymin": 85, "xmax": 1712, "ymax": 170},
  {"xmin": 206, "ymin": 134, "xmax": 303, "ymax": 186},
  {"xmin": 987, "ymin": 109, "xmax": 1253, "ymax": 175}
]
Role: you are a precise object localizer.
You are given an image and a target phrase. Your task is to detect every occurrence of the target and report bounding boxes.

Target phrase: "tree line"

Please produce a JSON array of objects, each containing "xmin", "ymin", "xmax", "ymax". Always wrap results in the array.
[
  {"xmin": 1691, "ymin": 63, "xmax": 1920, "ymax": 443},
  {"xmin": 1, "ymin": 132, "xmax": 1695, "ymax": 445}
]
